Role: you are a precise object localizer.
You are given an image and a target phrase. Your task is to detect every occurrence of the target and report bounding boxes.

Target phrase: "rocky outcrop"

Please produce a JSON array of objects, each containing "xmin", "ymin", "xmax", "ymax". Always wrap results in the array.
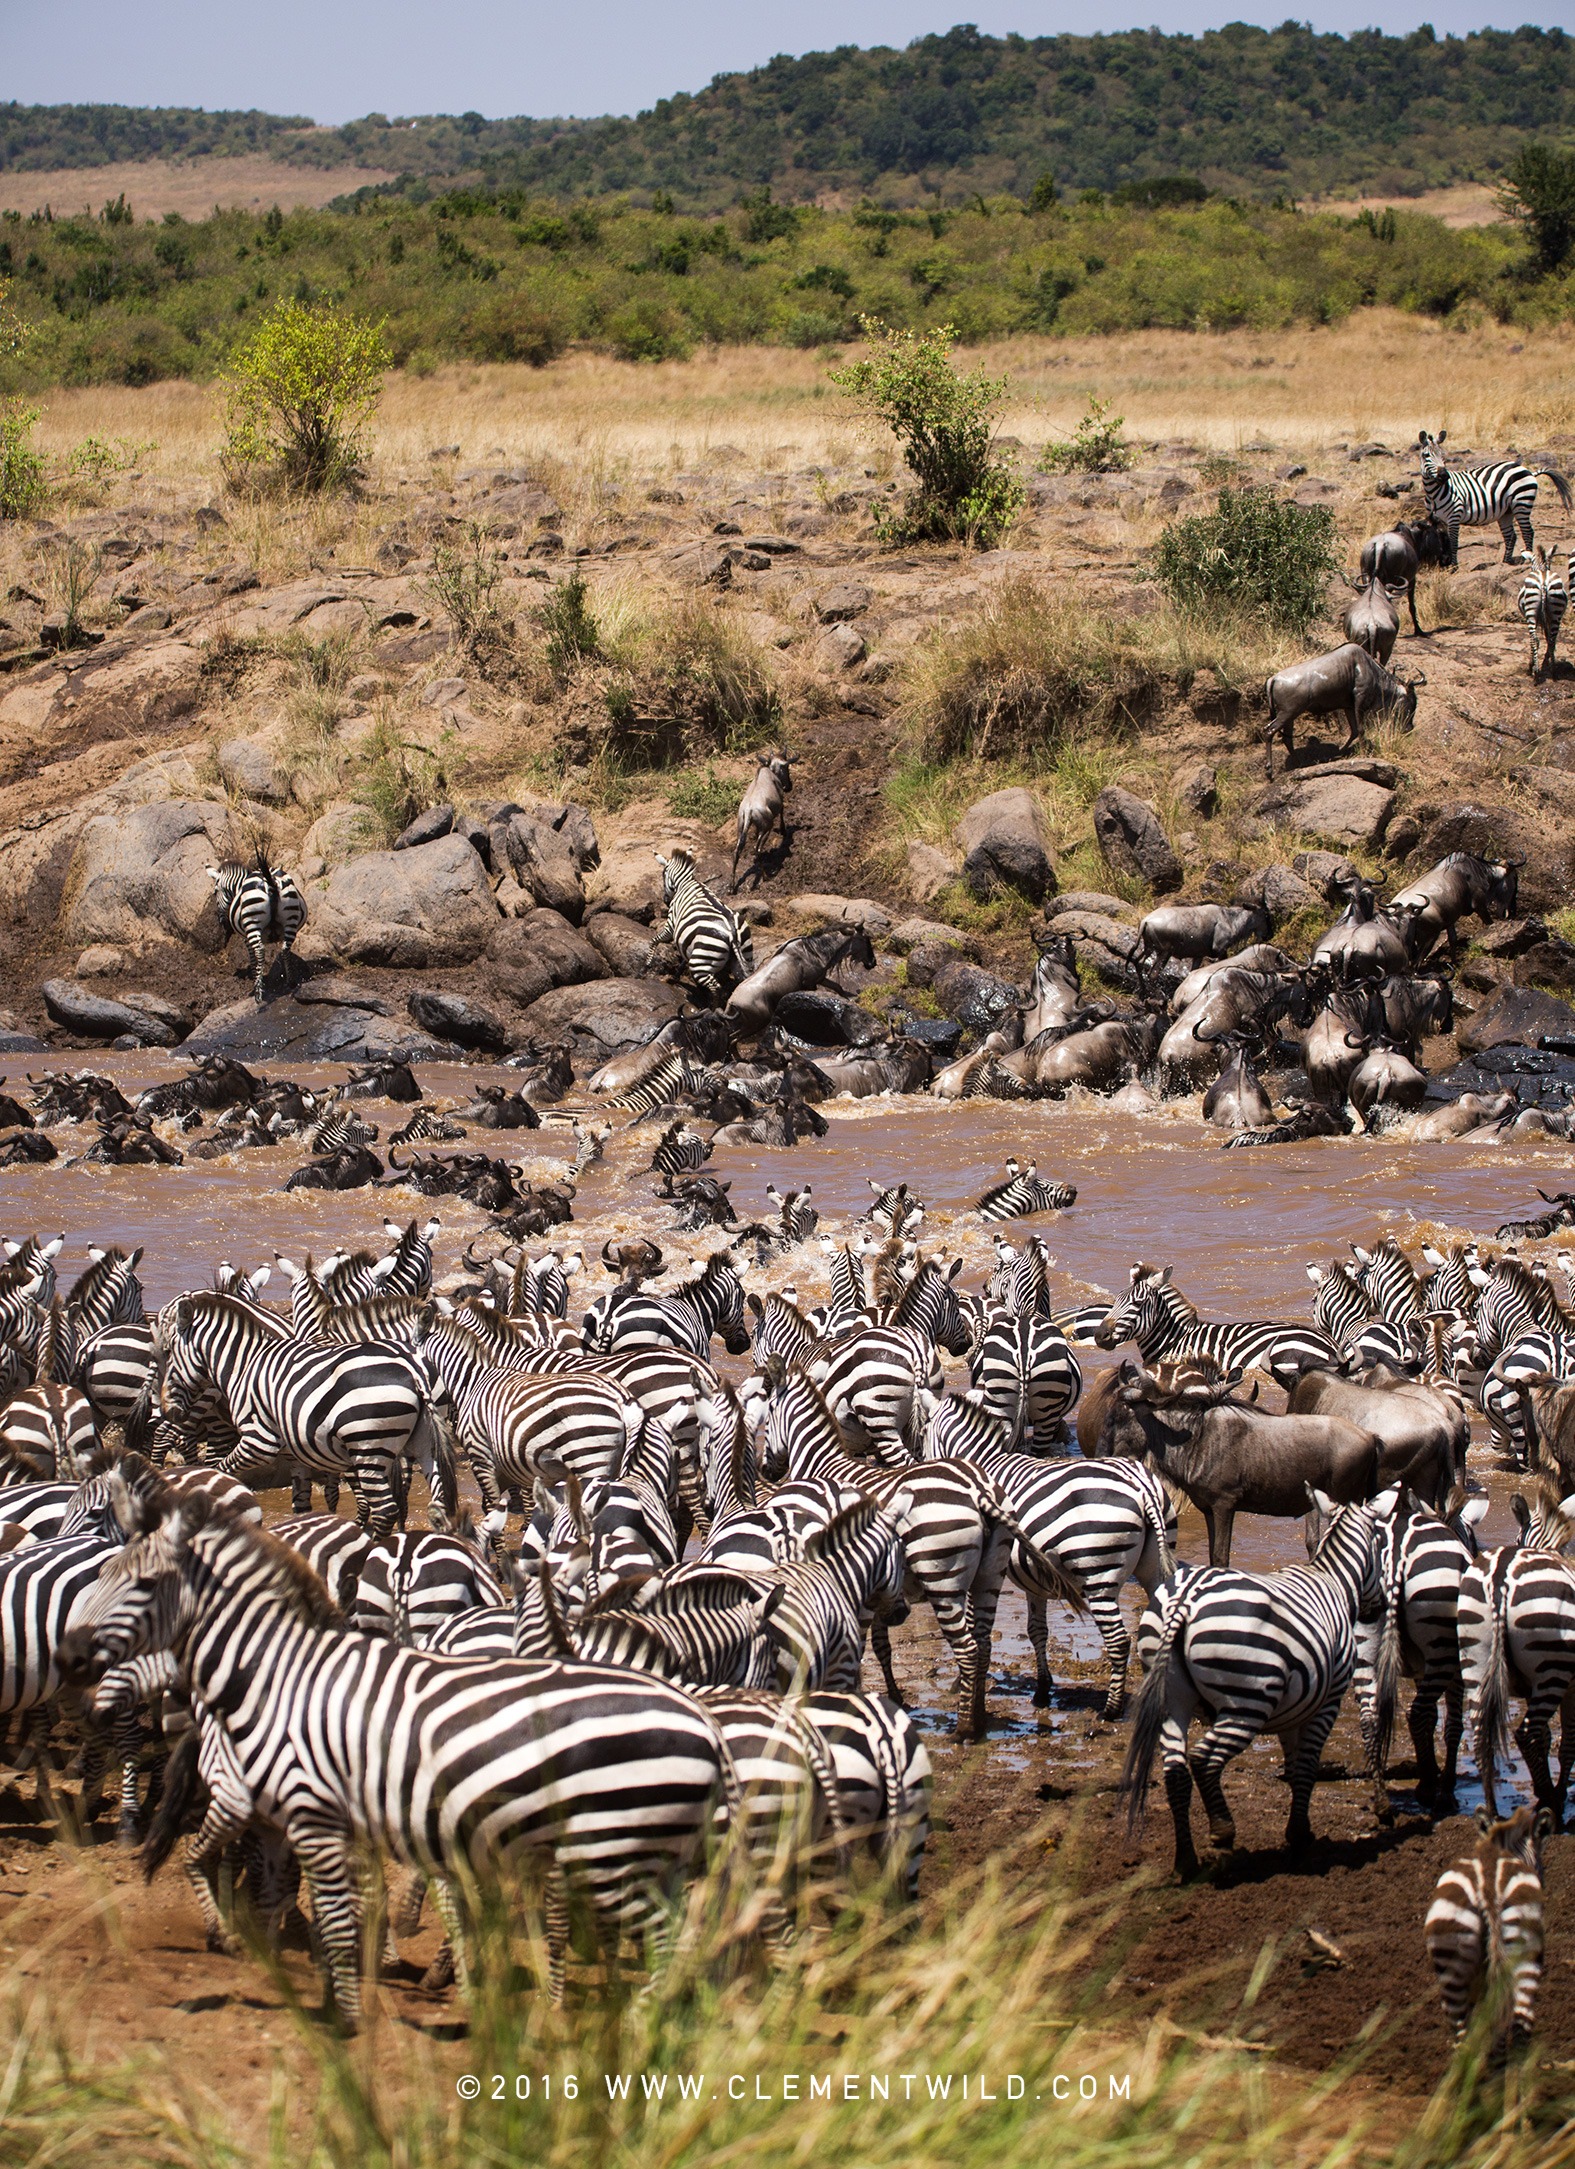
[
  {"xmin": 183, "ymin": 986, "xmax": 457, "ymax": 1062},
  {"xmin": 1092, "ymin": 787, "xmax": 1182, "ymax": 893},
  {"xmin": 295, "ymin": 835, "xmax": 498, "ymax": 969},
  {"xmin": 1257, "ymin": 765, "xmax": 1396, "ymax": 851},
  {"xmin": 956, "ymin": 789, "xmax": 1055, "ymax": 904},
  {"xmin": 787, "ymin": 894, "xmax": 892, "ymax": 936},
  {"xmin": 41, "ymin": 980, "xmax": 190, "ymax": 1047},
  {"xmin": 512, "ymin": 976, "xmax": 685, "ymax": 1049},
  {"xmin": 216, "ymin": 734, "xmax": 287, "ymax": 804},
  {"xmin": 489, "ymin": 909, "xmax": 605, "ymax": 1001},
  {"xmin": 407, "ymin": 990, "xmax": 515, "ymax": 1052},
  {"xmin": 61, "ymin": 798, "xmax": 238, "ymax": 954},
  {"xmin": 1457, "ymin": 984, "xmax": 1575, "ymax": 1055},
  {"xmin": 585, "ymin": 912, "xmax": 659, "ymax": 977},
  {"xmin": 905, "ymin": 840, "xmax": 961, "ymax": 904}
]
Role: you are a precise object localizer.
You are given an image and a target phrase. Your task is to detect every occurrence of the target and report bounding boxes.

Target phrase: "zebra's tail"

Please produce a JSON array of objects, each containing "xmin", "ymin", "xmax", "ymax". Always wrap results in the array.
[
  {"xmin": 1121, "ymin": 1590, "xmax": 1188, "ymax": 1836},
  {"xmin": 978, "ymin": 1474, "xmax": 1087, "ymax": 1613},
  {"xmin": 1370, "ymin": 1571, "xmax": 1403, "ymax": 1787},
  {"xmin": 391, "ymin": 1542, "xmax": 415, "ymax": 1649},
  {"xmin": 1473, "ymin": 1553, "xmax": 1515, "ymax": 1810},
  {"xmin": 142, "ymin": 1726, "xmax": 202, "ymax": 1883},
  {"xmin": 1537, "ymin": 465, "xmax": 1574, "ymax": 512},
  {"xmin": 415, "ymin": 1392, "xmax": 460, "ymax": 1530},
  {"xmin": 1140, "ymin": 1468, "xmax": 1177, "ymax": 1581}
]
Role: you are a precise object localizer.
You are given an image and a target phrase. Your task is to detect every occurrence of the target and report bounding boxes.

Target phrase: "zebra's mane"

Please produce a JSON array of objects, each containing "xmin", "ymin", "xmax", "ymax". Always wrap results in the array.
[
  {"xmin": 318, "ymin": 1293, "xmax": 431, "ymax": 1335},
  {"xmin": 776, "ymin": 1364, "xmax": 846, "ymax": 1456},
  {"xmin": 65, "ymin": 1248, "xmax": 135, "ymax": 1315},
  {"xmin": 803, "ymin": 1493, "xmax": 887, "ymax": 1563},
  {"xmin": 580, "ymin": 1573, "xmax": 658, "ymax": 1619},
  {"xmin": 180, "ymin": 1491, "xmax": 345, "ymax": 1628},
  {"xmin": 890, "ymin": 1257, "xmax": 946, "ymax": 1327},
  {"xmin": 175, "ymin": 1291, "xmax": 292, "ymax": 1338}
]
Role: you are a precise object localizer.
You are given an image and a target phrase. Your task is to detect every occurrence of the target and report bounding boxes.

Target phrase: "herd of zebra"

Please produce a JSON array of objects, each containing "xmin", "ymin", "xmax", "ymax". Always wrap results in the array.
[{"xmin": 0, "ymin": 1192, "xmax": 1573, "ymax": 2050}]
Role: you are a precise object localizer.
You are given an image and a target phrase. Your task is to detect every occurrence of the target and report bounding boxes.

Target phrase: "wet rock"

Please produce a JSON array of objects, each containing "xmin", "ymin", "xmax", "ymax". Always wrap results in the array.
[
  {"xmin": 216, "ymin": 734, "xmax": 287, "ymax": 804},
  {"xmin": 1092, "ymin": 787, "xmax": 1182, "ymax": 894},
  {"xmin": 814, "ymin": 622, "xmax": 867, "ymax": 672},
  {"xmin": 0, "ymin": 1027, "xmax": 47, "ymax": 1053},
  {"xmin": 1292, "ymin": 849, "xmax": 1362, "ymax": 900},
  {"xmin": 1171, "ymin": 761, "xmax": 1218, "ymax": 818},
  {"xmin": 491, "ymin": 909, "xmax": 604, "ymax": 991},
  {"xmin": 584, "ymin": 912, "xmax": 659, "ymax": 977},
  {"xmin": 394, "ymin": 805, "xmax": 455, "ymax": 850},
  {"xmin": 772, "ymin": 989, "xmax": 883, "ymax": 1048},
  {"xmin": 1260, "ymin": 771, "xmax": 1395, "ymax": 851},
  {"xmin": 814, "ymin": 583, "xmax": 872, "ymax": 623},
  {"xmin": 1515, "ymin": 943, "xmax": 1575, "ymax": 998},
  {"xmin": 1457, "ymin": 983, "xmax": 1575, "ymax": 1055},
  {"xmin": 41, "ymin": 981, "xmax": 188, "ymax": 1047},
  {"xmin": 787, "ymin": 893, "xmax": 892, "ymax": 937},
  {"xmin": 1237, "ymin": 864, "xmax": 1318, "ymax": 920},
  {"xmin": 295, "ymin": 835, "xmax": 498, "ymax": 970},
  {"xmin": 905, "ymin": 840, "xmax": 961, "ymax": 904},
  {"xmin": 293, "ymin": 977, "xmax": 392, "ymax": 1014},
  {"xmin": 513, "ymin": 976, "xmax": 684, "ymax": 1050},
  {"xmin": 407, "ymin": 991, "xmax": 515, "ymax": 1053},
  {"xmin": 957, "ymin": 788, "xmax": 1055, "ymax": 904},
  {"xmin": 929, "ymin": 956, "xmax": 1022, "ymax": 1037},
  {"xmin": 61, "ymin": 798, "xmax": 238, "ymax": 954},
  {"xmin": 182, "ymin": 994, "xmax": 457, "ymax": 1063},
  {"xmin": 489, "ymin": 808, "xmax": 585, "ymax": 923},
  {"xmin": 886, "ymin": 1011, "xmax": 964, "ymax": 1058}
]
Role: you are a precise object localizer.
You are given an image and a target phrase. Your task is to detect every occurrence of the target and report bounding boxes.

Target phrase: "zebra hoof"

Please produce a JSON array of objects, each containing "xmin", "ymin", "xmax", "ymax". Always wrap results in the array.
[
  {"xmin": 206, "ymin": 1928, "xmax": 245, "ymax": 1959},
  {"xmin": 420, "ymin": 1946, "xmax": 457, "ymax": 1994},
  {"xmin": 1031, "ymin": 1687, "xmax": 1052, "ymax": 1710},
  {"xmin": 116, "ymin": 1817, "xmax": 142, "ymax": 1850}
]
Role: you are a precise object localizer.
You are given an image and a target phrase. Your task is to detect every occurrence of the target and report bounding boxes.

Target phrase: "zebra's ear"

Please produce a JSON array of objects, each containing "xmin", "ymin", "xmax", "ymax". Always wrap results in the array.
[
  {"xmin": 1476, "ymin": 1805, "xmax": 1494, "ymax": 1835},
  {"xmin": 1371, "ymin": 1485, "xmax": 1403, "ymax": 1521},
  {"xmin": 1307, "ymin": 1485, "xmax": 1336, "ymax": 1518},
  {"xmin": 1460, "ymin": 1497, "xmax": 1490, "ymax": 1529},
  {"xmin": 1559, "ymin": 1492, "xmax": 1575, "ymax": 1521},
  {"xmin": 946, "ymin": 1256, "xmax": 964, "ymax": 1281}
]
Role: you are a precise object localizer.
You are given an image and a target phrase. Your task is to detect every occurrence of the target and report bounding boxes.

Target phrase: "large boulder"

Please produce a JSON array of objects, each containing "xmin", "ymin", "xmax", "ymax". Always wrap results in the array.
[
  {"xmin": 787, "ymin": 894, "xmax": 893, "ymax": 937},
  {"xmin": 407, "ymin": 990, "xmax": 515, "ymax": 1053},
  {"xmin": 1457, "ymin": 984, "xmax": 1575, "ymax": 1055},
  {"xmin": 41, "ymin": 980, "xmax": 189, "ymax": 1047},
  {"xmin": 585, "ymin": 812, "xmax": 729, "ymax": 921},
  {"xmin": 929, "ymin": 956, "xmax": 1022, "ymax": 1037},
  {"xmin": 906, "ymin": 840, "xmax": 961, "ymax": 904},
  {"xmin": 216, "ymin": 734, "xmax": 287, "ymax": 805},
  {"xmin": 183, "ymin": 987, "xmax": 458, "ymax": 1062},
  {"xmin": 490, "ymin": 910, "xmax": 604, "ymax": 991},
  {"xmin": 1258, "ymin": 770, "xmax": 1395, "ymax": 851},
  {"xmin": 295, "ymin": 836, "xmax": 498, "ymax": 970},
  {"xmin": 956, "ymin": 789, "xmax": 1056, "ymax": 904},
  {"xmin": 490, "ymin": 809, "xmax": 585, "ymax": 923},
  {"xmin": 299, "ymin": 803, "xmax": 384, "ymax": 879},
  {"xmin": 584, "ymin": 912, "xmax": 659, "ymax": 978},
  {"xmin": 1091, "ymin": 787, "xmax": 1182, "ymax": 893},
  {"xmin": 61, "ymin": 798, "xmax": 238, "ymax": 954},
  {"xmin": 513, "ymin": 977, "xmax": 685, "ymax": 1050}
]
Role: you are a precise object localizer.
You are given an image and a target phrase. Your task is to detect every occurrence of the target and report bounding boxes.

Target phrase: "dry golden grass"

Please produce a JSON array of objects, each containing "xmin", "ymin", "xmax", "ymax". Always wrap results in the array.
[
  {"xmin": 22, "ymin": 312, "xmax": 1575, "ymax": 508},
  {"xmin": 1313, "ymin": 184, "xmax": 1506, "ymax": 229},
  {"xmin": 0, "ymin": 157, "xmax": 397, "ymax": 221}
]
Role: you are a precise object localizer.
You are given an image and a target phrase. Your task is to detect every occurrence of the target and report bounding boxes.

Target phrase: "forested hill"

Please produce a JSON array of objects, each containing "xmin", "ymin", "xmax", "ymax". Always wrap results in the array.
[{"xmin": 4, "ymin": 23, "xmax": 1574, "ymax": 206}]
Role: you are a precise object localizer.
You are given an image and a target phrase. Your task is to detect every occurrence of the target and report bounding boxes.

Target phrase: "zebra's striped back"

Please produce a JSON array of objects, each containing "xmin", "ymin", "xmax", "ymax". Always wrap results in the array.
[
  {"xmin": 1425, "ymin": 1806, "xmax": 1547, "ymax": 2043},
  {"xmin": 1518, "ymin": 546, "xmax": 1567, "ymax": 676},
  {"xmin": 656, "ymin": 850, "xmax": 754, "ymax": 998}
]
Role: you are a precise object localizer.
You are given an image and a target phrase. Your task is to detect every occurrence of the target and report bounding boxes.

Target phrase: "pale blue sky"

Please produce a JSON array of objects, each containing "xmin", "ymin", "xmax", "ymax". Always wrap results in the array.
[{"xmin": 1, "ymin": 2, "xmax": 1569, "ymax": 125}]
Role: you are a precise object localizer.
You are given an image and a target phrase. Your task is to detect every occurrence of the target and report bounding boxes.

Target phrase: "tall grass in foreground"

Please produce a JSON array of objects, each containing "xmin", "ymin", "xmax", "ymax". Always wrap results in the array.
[{"xmin": 0, "ymin": 1834, "xmax": 1569, "ymax": 2169}]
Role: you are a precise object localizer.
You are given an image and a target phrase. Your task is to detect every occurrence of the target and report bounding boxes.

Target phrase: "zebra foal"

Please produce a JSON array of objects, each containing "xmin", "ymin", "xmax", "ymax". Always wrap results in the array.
[
  {"xmin": 1518, "ymin": 545, "xmax": 1567, "ymax": 680},
  {"xmin": 1425, "ymin": 1805, "xmax": 1549, "ymax": 2050}
]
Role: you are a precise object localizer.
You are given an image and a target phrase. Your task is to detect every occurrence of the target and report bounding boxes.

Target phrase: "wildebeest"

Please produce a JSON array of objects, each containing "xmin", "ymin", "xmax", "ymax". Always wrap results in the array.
[
  {"xmin": 1019, "ymin": 1015, "xmax": 1163, "ymax": 1096},
  {"xmin": 1343, "ymin": 575, "xmax": 1408, "ymax": 666},
  {"xmin": 1136, "ymin": 902, "xmax": 1270, "ymax": 986},
  {"xmin": 1349, "ymin": 1043, "xmax": 1429, "ymax": 1123},
  {"xmin": 1263, "ymin": 644, "xmax": 1422, "ymax": 778},
  {"xmin": 1158, "ymin": 970, "xmax": 1311, "ymax": 1089},
  {"xmin": 1311, "ymin": 880, "xmax": 1413, "ymax": 982},
  {"xmin": 1514, "ymin": 1376, "xmax": 1575, "ymax": 1488},
  {"xmin": 1389, "ymin": 852, "xmax": 1521, "ymax": 965},
  {"xmin": 1076, "ymin": 1356, "xmax": 1228, "ymax": 1460},
  {"xmin": 1110, "ymin": 1359, "xmax": 1383, "ymax": 1565},
  {"xmin": 1288, "ymin": 1369, "xmax": 1466, "ymax": 1505},
  {"xmin": 1410, "ymin": 1092, "xmax": 1518, "ymax": 1142},
  {"xmin": 1202, "ymin": 1038, "xmax": 1274, "ymax": 1130},
  {"xmin": 725, "ymin": 924, "xmax": 876, "ymax": 1036},
  {"xmin": 1497, "ymin": 1191, "xmax": 1575, "ymax": 1242},
  {"xmin": 1359, "ymin": 518, "xmax": 1451, "ymax": 635},
  {"xmin": 731, "ymin": 751, "xmax": 793, "ymax": 890},
  {"xmin": 1302, "ymin": 982, "xmax": 1381, "ymax": 1107},
  {"xmin": 1170, "ymin": 944, "xmax": 1298, "ymax": 1014},
  {"xmin": 811, "ymin": 1040, "xmax": 932, "ymax": 1098},
  {"xmin": 1020, "ymin": 932, "xmax": 1082, "ymax": 1038},
  {"xmin": 1375, "ymin": 972, "xmax": 1453, "ymax": 1057}
]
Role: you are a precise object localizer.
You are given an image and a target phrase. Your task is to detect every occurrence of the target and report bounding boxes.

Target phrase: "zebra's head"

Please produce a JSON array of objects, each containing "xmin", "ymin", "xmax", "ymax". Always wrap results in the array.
[
  {"xmin": 1416, "ymin": 428, "xmax": 1447, "ymax": 473},
  {"xmin": 57, "ymin": 1464, "xmax": 194, "ymax": 1679},
  {"xmin": 1304, "ymin": 1483, "xmax": 1400, "ymax": 1623},
  {"xmin": 1093, "ymin": 1264, "xmax": 1170, "ymax": 1350}
]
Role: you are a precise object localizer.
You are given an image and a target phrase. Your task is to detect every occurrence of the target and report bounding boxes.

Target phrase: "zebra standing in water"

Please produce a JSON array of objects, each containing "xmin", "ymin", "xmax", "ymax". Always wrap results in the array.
[
  {"xmin": 1416, "ymin": 430, "xmax": 1573, "ymax": 567},
  {"xmin": 1122, "ymin": 1489, "xmax": 1396, "ymax": 1877},
  {"xmin": 1518, "ymin": 546, "xmax": 1567, "ymax": 679},
  {"xmin": 1094, "ymin": 1260, "xmax": 1339, "ymax": 1389},
  {"xmin": 58, "ymin": 1487, "xmax": 748, "ymax": 2023},
  {"xmin": 1425, "ymin": 1805, "xmax": 1550, "ymax": 2048},
  {"xmin": 654, "ymin": 849, "xmax": 754, "ymax": 1001},
  {"xmin": 206, "ymin": 857, "xmax": 309, "ymax": 1005}
]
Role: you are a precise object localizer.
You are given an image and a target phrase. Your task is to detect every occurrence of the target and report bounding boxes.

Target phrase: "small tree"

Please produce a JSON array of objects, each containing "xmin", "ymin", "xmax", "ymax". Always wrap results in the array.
[
  {"xmin": 420, "ymin": 523, "xmax": 512, "ymax": 663},
  {"xmin": 1153, "ymin": 485, "xmax": 1337, "ymax": 634},
  {"xmin": 1497, "ymin": 143, "xmax": 1575, "ymax": 275},
  {"xmin": 221, "ymin": 299, "xmax": 390, "ymax": 492},
  {"xmin": 0, "ymin": 401, "xmax": 46, "ymax": 521},
  {"xmin": 1038, "ymin": 397, "xmax": 1132, "ymax": 474},
  {"xmin": 831, "ymin": 319, "xmax": 1024, "ymax": 549}
]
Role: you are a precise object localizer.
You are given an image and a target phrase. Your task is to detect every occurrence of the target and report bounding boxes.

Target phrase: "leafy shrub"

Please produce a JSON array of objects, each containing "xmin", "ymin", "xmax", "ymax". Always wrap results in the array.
[
  {"xmin": 1038, "ymin": 396, "xmax": 1131, "ymax": 474},
  {"xmin": 666, "ymin": 766, "xmax": 741, "ymax": 823},
  {"xmin": 0, "ymin": 399, "xmax": 46, "ymax": 520},
  {"xmin": 64, "ymin": 433, "xmax": 153, "ymax": 491},
  {"xmin": 1027, "ymin": 172, "xmax": 1060, "ymax": 213},
  {"xmin": 221, "ymin": 298, "xmax": 390, "ymax": 492},
  {"xmin": 35, "ymin": 536, "xmax": 103, "ymax": 648},
  {"xmin": 464, "ymin": 293, "xmax": 566, "ymax": 365},
  {"xmin": 1112, "ymin": 175, "xmax": 1210, "ymax": 208},
  {"xmin": 356, "ymin": 721, "xmax": 447, "ymax": 841},
  {"xmin": 604, "ymin": 297, "xmax": 692, "ymax": 362},
  {"xmin": 831, "ymin": 319, "xmax": 1024, "ymax": 549},
  {"xmin": 783, "ymin": 308, "xmax": 845, "ymax": 349},
  {"xmin": 421, "ymin": 524, "xmax": 513, "ymax": 661},
  {"xmin": 645, "ymin": 599, "xmax": 780, "ymax": 751},
  {"xmin": 1153, "ymin": 484, "xmax": 1338, "ymax": 632},
  {"xmin": 1497, "ymin": 142, "xmax": 1575, "ymax": 274},
  {"xmin": 536, "ymin": 571, "xmax": 600, "ymax": 681},
  {"xmin": 741, "ymin": 187, "xmax": 799, "ymax": 245}
]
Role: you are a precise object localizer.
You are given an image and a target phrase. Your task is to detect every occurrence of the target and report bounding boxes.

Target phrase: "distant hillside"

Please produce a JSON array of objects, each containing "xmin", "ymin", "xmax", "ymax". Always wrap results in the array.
[{"xmin": 5, "ymin": 23, "xmax": 1575, "ymax": 207}]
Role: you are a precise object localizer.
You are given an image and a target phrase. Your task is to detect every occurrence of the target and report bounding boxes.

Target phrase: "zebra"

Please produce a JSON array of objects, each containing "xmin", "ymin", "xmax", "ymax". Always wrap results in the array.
[
  {"xmin": 1094, "ymin": 1260, "xmax": 1339, "ymax": 1389},
  {"xmin": 967, "ymin": 1310, "xmax": 1082, "ymax": 1451},
  {"xmin": 613, "ymin": 1051, "xmax": 710, "ymax": 1117},
  {"xmin": 758, "ymin": 1496, "xmax": 910, "ymax": 1695},
  {"xmin": 761, "ymin": 1366, "xmax": 1084, "ymax": 1738},
  {"xmin": 585, "ymin": 1251, "xmax": 749, "ymax": 1360},
  {"xmin": 693, "ymin": 1689, "xmax": 848, "ymax": 1892},
  {"xmin": 307, "ymin": 1112, "xmax": 379, "ymax": 1155},
  {"xmin": 1122, "ymin": 1488, "xmax": 1396, "ymax": 1877},
  {"xmin": 569, "ymin": 1577, "xmax": 780, "ymax": 1692},
  {"xmin": 1458, "ymin": 1481, "xmax": 1575, "ymax": 1822},
  {"xmin": 864, "ymin": 1182, "xmax": 924, "ymax": 1240},
  {"xmin": 801, "ymin": 1690, "xmax": 931, "ymax": 1901},
  {"xmin": 64, "ymin": 1246, "xmax": 146, "ymax": 1336},
  {"xmin": 58, "ymin": 1487, "xmax": 747, "ymax": 2023},
  {"xmin": 0, "ymin": 1381, "xmax": 96, "ymax": 1482},
  {"xmin": 1416, "ymin": 430, "xmax": 1573, "ymax": 567},
  {"xmin": 654, "ymin": 849, "xmax": 754, "ymax": 1001},
  {"xmin": 1425, "ymin": 1805, "xmax": 1550, "ymax": 2049},
  {"xmin": 1357, "ymin": 1488, "xmax": 1486, "ymax": 1818},
  {"xmin": 975, "ymin": 1162, "xmax": 1078, "ymax": 1222},
  {"xmin": 353, "ymin": 1528, "xmax": 508, "ymax": 1645},
  {"xmin": 1305, "ymin": 1261, "xmax": 1411, "ymax": 1372},
  {"xmin": 456, "ymin": 1367, "xmax": 642, "ymax": 1545},
  {"xmin": 270, "ymin": 1514, "xmax": 374, "ymax": 1612},
  {"xmin": 807, "ymin": 1323, "xmax": 942, "ymax": 1463},
  {"xmin": 158, "ymin": 1293, "xmax": 456, "ymax": 1543},
  {"xmin": 206, "ymin": 857, "xmax": 309, "ymax": 1005},
  {"xmin": 765, "ymin": 1185, "xmax": 818, "ymax": 1245},
  {"xmin": 650, "ymin": 1123, "xmax": 712, "ymax": 1178},
  {"xmin": 1352, "ymin": 1235, "xmax": 1426, "ymax": 1329},
  {"xmin": 1518, "ymin": 545, "xmax": 1567, "ymax": 680}
]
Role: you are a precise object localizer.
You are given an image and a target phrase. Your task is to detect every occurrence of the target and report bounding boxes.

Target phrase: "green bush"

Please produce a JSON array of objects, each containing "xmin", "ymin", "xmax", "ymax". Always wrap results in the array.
[
  {"xmin": 537, "ymin": 571, "xmax": 601, "ymax": 681},
  {"xmin": 464, "ymin": 292, "xmax": 566, "ymax": 364},
  {"xmin": 220, "ymin": 297, "xmax": 389, "ymax": 492},
  {"xmin": 421, "ymin": 523, "xmax": 512, "ymax": 661},
  {"xmin": 1153, "ymin": 483, "xmax": 1338, "ymax": 633},
  {"xmin": 604, "ymin": 296, "xmax": 692, "ymax": 362},
  {"xmin": 831, "ymin": 319, "xmax": 1024, "ymax": 549},
  {"xmin": 1497, "ymin": 142, "xmax": 1575, "ymax": 274},
  {"xmin": 0, "ymin": 399, "xmax": 46, "ymax": 520},
  {"xmin": 1038, "ymin": 395, "xmax": 1131, "ymax": 474}
]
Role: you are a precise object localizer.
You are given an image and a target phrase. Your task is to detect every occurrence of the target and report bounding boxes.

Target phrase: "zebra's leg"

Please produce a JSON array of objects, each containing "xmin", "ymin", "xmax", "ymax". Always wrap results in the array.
[
  {"xmin": 1086, "ymin": 1592, "xmax": 1133, "ymax": 1722},
  {"xmin": 392, "ymin": 1865, "xmax": 429, "ymax": 1940},
  {"xmin": 543, "ymin": 1862, "xmax": 573, "ymax": 2004},
  {"xmin": 1407, "ymin": 1675, "xmax": 1444, "ymax": 1810},
  {"xmin": 927, "ymin": 1591, "xmax": 985, "ymax": 1739},
  {"xmin": 1283, "ymin": 1700, "xmax": 1341, "ymax": 1853},
  {"xmin": 183, "ymin": 1797, "xmax": 259, "ymax": 1955},
  {"xmin": 1436, "ymin": 1674, "xmax": 1465, "ymax": 1814},
  {"xmin": 291, "ymin": 1469, "xmax": 314, "ymax": 1515},
  {"xmin": 1158, "ymin": 1716, "xmax": 1200, "ymax": 1880},
  {"xmin": 1189, "ymin": 1713, "xmax": 1259, "ymax": 1854},
  {"xmin": 1025, "ymin": 1595, "xmax": 1054, "ymax": 1707},
  {"xmin": 290, "ymin": 1822, "xmax": 367, "ymax": 2028},
  {"xmin": 424, "ymin": 1873, "xmax": 473, "ymax": 1999},
  {"xmin": 1514, "ymin": 1709, "xmax": 1559, "ymax": 1821},
  {"xmin": 351, "ymin": 1450, "xmax": 399, "ymax": 1547},
  {"xmin": 1499, "ymin": 512, "xmax": 1519, "ymax": 564},
  {"xmin": 870, "ymin": 1616, "xmax": 904, "ymax": 1705}
]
